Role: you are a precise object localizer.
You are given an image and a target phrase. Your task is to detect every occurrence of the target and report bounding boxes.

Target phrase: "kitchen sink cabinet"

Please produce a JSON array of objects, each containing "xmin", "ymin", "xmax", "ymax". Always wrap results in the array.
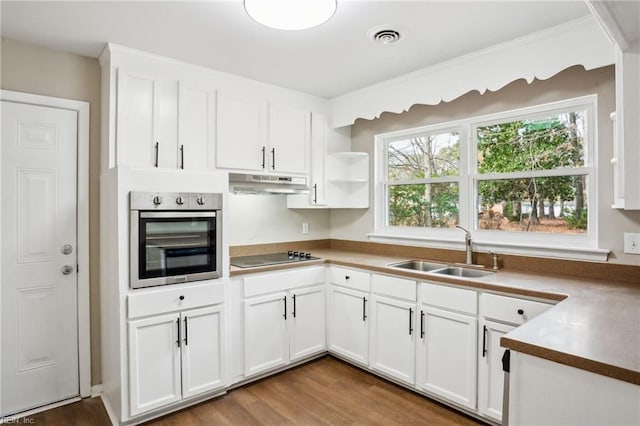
[
  {"xmin": 116, "ymin": 67, "xmax": 214, "ymax": 171},
  {"xmin": 416, "ymin": 282, "xmax": 478, "ymax": 410},
  {"xmin": 216, "ymin": 94, "xmax": 310, "ymax": 175},
  {"xmin": 368, "ymin": 274, "xmax": 417, "ymax": 385},
  {"xmin": 128, "ymin": 304, "xmax": 225, "ymax": 417},
  {"xmin": 243, "ymin": 267, "xmax": 326, "ymax": 378}
]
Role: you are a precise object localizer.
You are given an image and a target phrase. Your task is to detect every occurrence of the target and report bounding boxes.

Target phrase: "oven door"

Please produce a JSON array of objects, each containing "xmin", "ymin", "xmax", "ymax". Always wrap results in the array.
[{"xmin": 131, "ymin": 211, "xmax": 221, "ymax": 288}]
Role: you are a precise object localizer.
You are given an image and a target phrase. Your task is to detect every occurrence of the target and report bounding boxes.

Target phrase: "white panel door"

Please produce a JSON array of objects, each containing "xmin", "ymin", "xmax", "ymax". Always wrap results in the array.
[
  {"xmin": 327, "ymin": 286, "xmax": 369, "ymax": 365},
  {"xmin": 128, "ymin": 313, "xmax": 182, "ymax": 416},
  {"xmin": 244, "ymin": 292, "xmax": 288, "ymax": 377},
  {"xmin": 369, "ymin": 296, "xmax": 416, "ymax": 385},
  {"xmin": 1, "ymin": 101, "xmax": 79, "ymax": 416},
  {"xmin": 181, "ymin": 305, "xmax": 225, "ymax": 399},
  {"xmin": 417, "ymin": 306, "xmax": 477, "ymax": 409},
  {"xmin": 289, "ymin": 286, "xmax": 325, "ymax": 361},
  {"xmin": 216, "ymin": 92, "xmax": 264, "ymax": 171},
  {"xmin": 178, "ymin": 85, "xmax": 214, "ymax": 171},
  {"xmin": 268, "ymin": 103, "xmax": 309, "ymax": 174},
  {"xmin": 478, "ymin": 319, "xmax": 513, "ymax": 423}
]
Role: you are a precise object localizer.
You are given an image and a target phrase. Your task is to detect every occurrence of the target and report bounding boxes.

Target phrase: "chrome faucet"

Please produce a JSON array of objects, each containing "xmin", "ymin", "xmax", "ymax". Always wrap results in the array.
[{"xmin": 456, "ymin": 225, "xmax": 473, "ymax": 265}]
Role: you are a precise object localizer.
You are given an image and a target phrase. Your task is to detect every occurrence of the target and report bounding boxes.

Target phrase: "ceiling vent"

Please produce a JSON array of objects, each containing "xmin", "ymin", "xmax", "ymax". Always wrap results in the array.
[{"xmin": 368, "ymin": 26, "xmax": 402, "ymax": 44}]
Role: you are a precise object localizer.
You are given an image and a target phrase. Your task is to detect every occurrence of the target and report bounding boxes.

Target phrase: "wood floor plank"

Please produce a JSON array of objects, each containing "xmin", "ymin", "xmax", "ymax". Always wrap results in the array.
[{"xmin": 28, "ymin": 356, "xmax": 486, "ymax": 425}]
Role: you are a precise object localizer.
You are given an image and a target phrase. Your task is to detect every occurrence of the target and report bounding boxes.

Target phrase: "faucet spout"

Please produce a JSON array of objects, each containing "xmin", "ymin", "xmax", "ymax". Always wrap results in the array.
[{"xmin": 456, "ymin": 225, "xmax": 473, "ymax": 265}]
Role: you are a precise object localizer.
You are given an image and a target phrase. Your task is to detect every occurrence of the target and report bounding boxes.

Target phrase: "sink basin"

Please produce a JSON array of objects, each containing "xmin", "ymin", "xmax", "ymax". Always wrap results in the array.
[
  {"xmin": 430, "ymin": 266, "xmax": 494, "ymax": 279},
  {"xmin": 388, "ymin": 260, "xmax": 447, "ymax": 272}
]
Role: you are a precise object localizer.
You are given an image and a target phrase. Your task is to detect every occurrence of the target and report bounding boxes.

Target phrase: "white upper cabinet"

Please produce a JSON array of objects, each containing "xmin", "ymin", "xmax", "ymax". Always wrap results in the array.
[
  {"xmin": 116, "ymin": 67, "xmax": 213, "ymax": 170},
  {"xmin": 267, "ymin": 103, "xmax": 310, "ymax": 174},
  {"xmin": 216, "ymin": 92, "xmax": 265, "ymax": 171},
  {"xmin": 216, "ymin": 96, "xmax": 310, "ymax": 175}
]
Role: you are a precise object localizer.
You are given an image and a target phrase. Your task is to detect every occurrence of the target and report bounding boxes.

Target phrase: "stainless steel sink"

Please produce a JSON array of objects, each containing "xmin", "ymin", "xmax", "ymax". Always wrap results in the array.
[
  {"xmin": 388, "ymin": 260, "xmax": 447, "ymax": 272},
  {"xmin": 430, "ymin": 266, "xmax": 494, "ymax": 278}
]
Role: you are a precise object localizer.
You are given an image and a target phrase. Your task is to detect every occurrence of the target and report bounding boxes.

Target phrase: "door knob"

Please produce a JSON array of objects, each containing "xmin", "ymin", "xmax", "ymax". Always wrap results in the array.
[
  {"xmin": 61, "ymin": 244, "xmax": 73, "ymax": 255},
  {"xmin": 61, "ymin": 265, "xmax": 74, "ymax": 275}
]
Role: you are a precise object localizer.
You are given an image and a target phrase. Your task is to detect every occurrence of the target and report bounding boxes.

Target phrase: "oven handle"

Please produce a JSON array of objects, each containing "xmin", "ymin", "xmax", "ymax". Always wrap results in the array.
[{"xmin": 140, "ymin": 211, "xmax": 217, "ymax": 219}]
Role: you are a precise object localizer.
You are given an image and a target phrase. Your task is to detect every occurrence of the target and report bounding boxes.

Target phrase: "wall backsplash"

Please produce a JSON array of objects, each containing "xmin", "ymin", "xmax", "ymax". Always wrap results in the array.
[{"xmin": 228, "ymin": 194, "xmax": 330, "ymax": 245}]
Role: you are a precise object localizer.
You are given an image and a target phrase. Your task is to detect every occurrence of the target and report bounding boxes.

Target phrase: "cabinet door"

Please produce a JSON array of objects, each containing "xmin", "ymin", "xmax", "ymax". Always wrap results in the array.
[
  {"xmin": 416, "ymin": 306, "xmax": 477, "ymax": 409},
  {"xmin": 327, "ymin": 286, "xmax": 369, "ymax": 366},
  {"xmin": 289, "ymin": 286, "xmax": 325, "ymax": 361},
  {"xmin": 128, "ymin": 313, "xmax": 181, "ymax": 416},
  {"xmin": 369, "ymin": 296, "xmax": 416, "ymax": 385},
  {"xmin": 216, "ymin": 92, "xmax": 264, "ymax": 171},
  {"xmin": 178, "ymin": 84, "xmax": 214, "ymax": 170},
  {"xmin": 181, "ymin": 305, "xmax": 225, "ymax": 399},
  {"xmin": 117, "ymin": 69, "xmax": 178, "ymax": 168},
  {"xmin": 478, "ymin": 320, "xmax": 514, "ymax": 423},
  {"xmin": 268, "ymin": 103, "xmax": 309, "ymax": 174},
  {"xmin": 244, "ymin": 292, "xmax": 288, "ymax": 377},
  {"xmin": 309, "ymin": 112, "xmax": 326, "ymax": 205}
]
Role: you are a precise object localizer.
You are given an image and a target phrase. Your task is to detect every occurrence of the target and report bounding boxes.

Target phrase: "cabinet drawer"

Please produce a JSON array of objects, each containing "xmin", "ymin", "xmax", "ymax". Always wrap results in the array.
[
  {"xmin": 371, "ymin": 274, "xmax": 416, "ymax": 301},
  {"xmin": 327, "ymin": 266, "xmax": 370, "ymax": 292},
  {"xmin": 480, "ymin": 293, "xmax": 552, "ymax": 325},
  {"xmin": 128, "ymin": 282, "xmax": 224, "ymax": 319},
  {"xmin": 421, "ymin": 282, "xmax": 477, "ymax": 315},
  {"xmin": 243, "ymin": 266, "xmax": 325, "ymax": 297}
]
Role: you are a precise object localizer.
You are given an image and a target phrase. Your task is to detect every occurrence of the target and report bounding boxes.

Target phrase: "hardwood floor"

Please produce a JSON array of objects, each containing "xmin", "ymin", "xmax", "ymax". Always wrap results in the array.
[{"xmin": 25, "ymin": 357, "xmax": 486, "ymax": 425}]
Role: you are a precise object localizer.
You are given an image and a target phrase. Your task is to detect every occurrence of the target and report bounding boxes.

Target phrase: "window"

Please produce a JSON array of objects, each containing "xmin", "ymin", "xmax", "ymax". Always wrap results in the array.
[{"xmin": 375, "ymin": 96, "xmax": 596, "ymax": 251}]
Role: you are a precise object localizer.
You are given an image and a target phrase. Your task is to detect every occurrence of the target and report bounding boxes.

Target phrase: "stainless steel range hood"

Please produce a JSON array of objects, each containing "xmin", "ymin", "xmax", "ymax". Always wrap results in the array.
[{"xmin": 229, "ymin": 173, "xmax": 310, "ymax": 194}]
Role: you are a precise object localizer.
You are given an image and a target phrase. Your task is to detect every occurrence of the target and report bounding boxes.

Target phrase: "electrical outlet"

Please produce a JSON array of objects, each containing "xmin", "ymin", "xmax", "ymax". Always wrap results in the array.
[
  {"xmin": 623, "ymin": 233, "xmax": 640, "ymax": 254},
  {"xmin": 302, "ymin": 223, "xmax": 310, "ymax": 235}
]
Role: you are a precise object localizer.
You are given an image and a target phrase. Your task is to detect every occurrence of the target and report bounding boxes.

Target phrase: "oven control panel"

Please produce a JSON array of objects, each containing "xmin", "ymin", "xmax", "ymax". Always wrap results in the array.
[{"xmin": 130, "ymin": 191, "xmax": 222, "ymax": 211}]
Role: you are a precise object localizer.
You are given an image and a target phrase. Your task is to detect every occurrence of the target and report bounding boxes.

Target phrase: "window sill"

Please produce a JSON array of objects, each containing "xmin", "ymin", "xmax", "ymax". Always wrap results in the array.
[{"xmin": 367, "ymin": 233, "xmax": 610, "ymax": 262}]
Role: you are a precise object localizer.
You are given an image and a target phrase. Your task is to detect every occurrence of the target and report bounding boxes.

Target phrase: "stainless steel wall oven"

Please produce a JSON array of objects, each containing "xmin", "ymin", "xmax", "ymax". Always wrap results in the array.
[{"xmin": 130, "ymin": 191, "xmax": 223, "ymax": 289}]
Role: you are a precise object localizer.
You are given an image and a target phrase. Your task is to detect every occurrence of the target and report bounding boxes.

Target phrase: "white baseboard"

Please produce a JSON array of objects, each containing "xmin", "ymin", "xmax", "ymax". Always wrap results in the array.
[{"xmin": 91, "ymin": 385, "xmax": 103, "ymax": 398}]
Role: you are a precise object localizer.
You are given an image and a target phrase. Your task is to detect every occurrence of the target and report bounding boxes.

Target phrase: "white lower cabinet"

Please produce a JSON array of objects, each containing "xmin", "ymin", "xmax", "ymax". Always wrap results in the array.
[
  {"xmin": 416, "ymin": 282, "xmax": 478, "ymax": 410},
  {"xmin": 242, "ymin": 267, "xmax": 327, "ymax": 379},
  {"xmin": 244, "ymin": 292, "xmax": 289, "ymax": 376},
  {"xmin": 478, "ymin": 319, "xmax": 514, "ymax": 422},
  {"xmin": 477, "ymin": 292, "xmax": 553, "ymax": 423},
  {"xmin": 368, "ymin": 273, "xmax": 417, "ymax": 385},
  {"xmin": 328, "ymin": 285, "xmax": 369, "ymax": 366},
  {"xmin": 290, "ymin": 285, "xmax": 326, "ymax": 361},
  {"xmin": 128, "ymin": 304, "xmax": 225, "ymax": 416}
]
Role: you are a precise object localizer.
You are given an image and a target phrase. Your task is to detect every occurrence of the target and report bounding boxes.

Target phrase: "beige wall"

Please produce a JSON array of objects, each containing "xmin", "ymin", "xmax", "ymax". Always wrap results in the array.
[
  {"xmin": 1, "ymin": 38, "xmax": 102, "ymax": 384},
  {"xmin": 330, "ymin": 65, "xmax": 640, "ymax": 266}
]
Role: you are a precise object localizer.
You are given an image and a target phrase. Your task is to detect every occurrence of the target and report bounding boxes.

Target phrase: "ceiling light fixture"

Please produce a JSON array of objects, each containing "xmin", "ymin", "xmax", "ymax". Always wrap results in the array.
[{"xmin": 244, "ymin": 0, "xmax": 337, "ymax": 31}]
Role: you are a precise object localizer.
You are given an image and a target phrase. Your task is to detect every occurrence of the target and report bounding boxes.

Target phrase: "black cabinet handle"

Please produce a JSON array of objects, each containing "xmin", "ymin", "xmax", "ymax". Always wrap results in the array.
[
  {"xmin": 292, "ymin": 294, "xmax": 297, "ymax": 318},
  {"xmin": 517, "ymin": 309, "xmax": 524, "ymax": 315},
  {"xmin": 420, "ymin": 310, "xmax": 425, "ymax": 339},
  {"xmin": 184, "ymin": 316, "xmax": 188, "ymax": 346},
  {"xmin": 345, "ymin": 275, "xmax": 350, "ymax": 280},
  {"xmin": 362, "ymin": 297, "xmax": 367, "ymax": 321},
  {"xmin": 176, "ymin": 317, "xmax": 181, "ymax": 347},
  {"xmin": 261, "ymin": 146, "xmax": 266, "ymax": 169},
  {"xmin": 313, "ymin": 184, "xmax": 318, "ymax": 204},
  {"xmin": 409, "ymin": 307, "xmax": 413, "ymax": 335},
  {"xmin": 283, "ymin": 296, "xmax": 287, "ymax": 320},
  {"xmin": 154, "ymin": 142, "xmax": 159, "ymax": 168},
  {"xmin": 271, "ymin": 148, "xmax": 275, "ymax": 170},
  {"xmin": 482, "ymin": 325, "xmax": 488, "ymax": 357},
  {"xmin": 179, "ymin": 144, "xmax": 184, "ymax": 169}
]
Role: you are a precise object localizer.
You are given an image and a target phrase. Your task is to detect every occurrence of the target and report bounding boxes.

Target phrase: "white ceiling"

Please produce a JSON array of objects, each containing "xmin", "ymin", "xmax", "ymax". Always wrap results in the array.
[{"xmin": 1, "ymin": 1, "xmax": 593, "ymax": 99}]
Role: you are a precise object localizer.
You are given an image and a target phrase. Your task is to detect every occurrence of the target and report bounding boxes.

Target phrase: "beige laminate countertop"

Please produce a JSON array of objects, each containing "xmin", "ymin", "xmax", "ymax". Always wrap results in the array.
[{"xmin": 230, "ymin": 248, "xmax": 640, "ymax": 386}]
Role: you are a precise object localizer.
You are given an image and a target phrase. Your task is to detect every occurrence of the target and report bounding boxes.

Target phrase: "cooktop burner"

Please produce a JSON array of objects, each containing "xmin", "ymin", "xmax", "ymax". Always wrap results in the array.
[{"xmin": 230, "ymin": 251, "xmax": 320, "ymax": 268}]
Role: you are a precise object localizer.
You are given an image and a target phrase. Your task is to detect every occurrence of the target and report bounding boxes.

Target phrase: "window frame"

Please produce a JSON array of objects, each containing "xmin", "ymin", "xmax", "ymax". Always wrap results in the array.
[{"xmin": 373, "ymin": 95, "xmax": 599, "ymax": 255}]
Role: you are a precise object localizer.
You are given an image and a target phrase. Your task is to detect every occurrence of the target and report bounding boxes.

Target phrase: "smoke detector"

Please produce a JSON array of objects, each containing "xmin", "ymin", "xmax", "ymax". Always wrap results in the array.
[{"xmin": 368, "ymin": 25, "xmax": 403, "ymax": 44}]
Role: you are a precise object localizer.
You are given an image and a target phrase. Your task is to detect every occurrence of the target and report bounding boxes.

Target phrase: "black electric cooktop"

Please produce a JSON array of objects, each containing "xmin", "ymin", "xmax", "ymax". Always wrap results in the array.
[{"xmin": 230, "ymin": 251, "xmax": 319, "ymax": 268}]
